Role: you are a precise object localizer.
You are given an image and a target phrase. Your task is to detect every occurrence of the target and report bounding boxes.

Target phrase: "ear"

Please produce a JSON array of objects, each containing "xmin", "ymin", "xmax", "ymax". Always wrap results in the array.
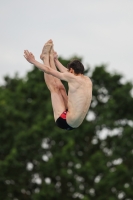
[{"xmin": 69, "ymin": 68, "xmax": 74, "ymax": 73}]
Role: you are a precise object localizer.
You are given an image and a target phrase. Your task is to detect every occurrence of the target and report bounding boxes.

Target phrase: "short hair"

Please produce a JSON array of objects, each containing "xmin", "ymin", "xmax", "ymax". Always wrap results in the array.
[{"xmin": 67, "ymin": 59, "xmax": 84, "ymax": 74}]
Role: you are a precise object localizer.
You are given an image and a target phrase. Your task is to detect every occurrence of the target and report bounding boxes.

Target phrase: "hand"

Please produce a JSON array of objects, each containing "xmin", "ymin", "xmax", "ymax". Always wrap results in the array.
[{"xmin": 24, "ymin": 50, "xmax": 35, "ymax": 64}]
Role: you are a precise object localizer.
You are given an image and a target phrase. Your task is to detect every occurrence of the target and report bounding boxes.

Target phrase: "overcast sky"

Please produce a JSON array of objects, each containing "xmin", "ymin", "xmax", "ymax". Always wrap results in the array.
[{"xmin": 0, "ymin": 0, "xmax": 133, "ymax": 84}]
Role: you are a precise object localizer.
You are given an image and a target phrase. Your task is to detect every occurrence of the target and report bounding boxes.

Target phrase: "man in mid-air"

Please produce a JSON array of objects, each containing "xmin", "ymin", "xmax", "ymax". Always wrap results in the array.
[{"xmin": 24, "ymin": 40, "xmax": 92, "ymax": 130}]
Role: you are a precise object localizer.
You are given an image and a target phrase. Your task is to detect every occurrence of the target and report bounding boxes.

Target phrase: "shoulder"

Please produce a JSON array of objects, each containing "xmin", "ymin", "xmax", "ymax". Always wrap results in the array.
[
  {"xmin": 85, "ymin": 77, "xmax": 93, "ymax": 90},
  {"xmin": 77, "ymin": 75, "xmax": 93, "ymax": 89}
]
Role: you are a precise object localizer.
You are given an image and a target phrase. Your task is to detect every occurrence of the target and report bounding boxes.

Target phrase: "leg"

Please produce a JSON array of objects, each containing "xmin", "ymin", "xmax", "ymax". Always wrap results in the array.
[
  {"xmin": 49, "ymin": 45, "xmax": 68, "ymax": 109},
  {"xmin": 41, "ymin": 40, "xmax": 67, "ymax": 121},
  {"xmin": 41, "ymin": 40, "xmax": 68, "ymax": 107}
]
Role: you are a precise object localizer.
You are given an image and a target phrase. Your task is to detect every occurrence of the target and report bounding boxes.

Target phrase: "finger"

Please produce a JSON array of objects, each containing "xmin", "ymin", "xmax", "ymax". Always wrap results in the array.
[{"xmin": 25, "ymin": 50, "xmax": 30, "ymax": 55}]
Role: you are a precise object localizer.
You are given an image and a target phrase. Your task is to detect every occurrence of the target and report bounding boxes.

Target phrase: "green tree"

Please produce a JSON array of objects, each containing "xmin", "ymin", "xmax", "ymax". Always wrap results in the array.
[{"xmin": 0, "ymin": 57, "xmax": 133, "ymax": 200}]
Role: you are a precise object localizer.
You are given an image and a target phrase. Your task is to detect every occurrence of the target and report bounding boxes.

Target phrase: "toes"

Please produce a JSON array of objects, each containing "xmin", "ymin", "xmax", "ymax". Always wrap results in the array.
[{"xmin": 48, "ymin": 39, "xmax": 52, "ymax": 42}]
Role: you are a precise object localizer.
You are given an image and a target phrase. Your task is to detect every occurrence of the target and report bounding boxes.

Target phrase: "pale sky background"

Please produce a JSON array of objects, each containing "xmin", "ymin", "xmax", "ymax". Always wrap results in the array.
[{"xmin": 0, "ymin": 0, "xmax": 133, "ymax": 85}]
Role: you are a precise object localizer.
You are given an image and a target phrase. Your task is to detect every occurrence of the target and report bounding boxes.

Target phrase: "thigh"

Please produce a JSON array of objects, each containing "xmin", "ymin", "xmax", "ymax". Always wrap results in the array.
[
  {"xmin": 53, "ymin": 78, "xmax": 68, "ymax": 109},
  {"xmin": 60, "ymin": 86, "xmax": 68, "ymax": 109},
  {"xmin": 51, "ymin": 91, "xmax": 67, "ymax": 121}
]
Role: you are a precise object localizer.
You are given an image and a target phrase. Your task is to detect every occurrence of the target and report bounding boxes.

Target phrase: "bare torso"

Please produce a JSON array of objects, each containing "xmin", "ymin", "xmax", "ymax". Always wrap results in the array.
[{"xmin": 66, "ymin": 75, "xmax": 92, "ymax": 128}]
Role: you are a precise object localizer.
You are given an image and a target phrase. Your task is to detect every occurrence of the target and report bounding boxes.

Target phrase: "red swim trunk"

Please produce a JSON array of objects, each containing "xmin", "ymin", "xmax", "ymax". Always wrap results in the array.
[{"xmin": 55, "ymin": 110, "xmax": 74, "ymax": 131}]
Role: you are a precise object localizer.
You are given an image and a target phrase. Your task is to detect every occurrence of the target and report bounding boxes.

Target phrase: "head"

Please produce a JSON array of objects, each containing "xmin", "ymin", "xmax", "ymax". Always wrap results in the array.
[{"xmin": 67, "ymin": 59, "xmax": 84, "ymax": 75}]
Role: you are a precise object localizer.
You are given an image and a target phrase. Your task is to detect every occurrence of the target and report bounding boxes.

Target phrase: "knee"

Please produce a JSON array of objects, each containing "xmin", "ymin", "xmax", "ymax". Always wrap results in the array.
[
  {"xmin": 50, "ymin": 83, "xmax": 60, "ymax": 93},
  {"xmin": 57, "ymin": 83, "xmax": 65, "ymax": 91},
  {"xmin": 48, "ymin": 80, "xmax": 65, "ymax": 93}
]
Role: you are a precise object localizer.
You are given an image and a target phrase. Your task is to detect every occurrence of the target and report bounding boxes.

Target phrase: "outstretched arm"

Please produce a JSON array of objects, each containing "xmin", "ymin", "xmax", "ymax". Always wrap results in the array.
[
  {"xmin": 24, "ymin": 50, "xmax": 69, "ymax": 81},
  {"xmin": 54, "ymin": 52, "xmax": 68, "ymax": 72}
]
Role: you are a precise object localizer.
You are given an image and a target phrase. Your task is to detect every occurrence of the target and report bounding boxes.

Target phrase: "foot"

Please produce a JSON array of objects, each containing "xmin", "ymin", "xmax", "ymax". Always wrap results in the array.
[
  {"xmin": 50, "ymin": 44, "xmax": 54, "ymax": 57},
  {"xmin": 40, "ymin": 39, "xmax": 53, "ymax": 60},
  {"xmin": 49, "ymin": 44, "xmax": 58, "ymax": 61}
]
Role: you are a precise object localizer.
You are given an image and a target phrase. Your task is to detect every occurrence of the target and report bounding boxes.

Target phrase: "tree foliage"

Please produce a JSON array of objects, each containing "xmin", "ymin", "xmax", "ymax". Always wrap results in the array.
[{"xmin": 0, "ymin": 56, "xmax": 133, "ymax": 200}]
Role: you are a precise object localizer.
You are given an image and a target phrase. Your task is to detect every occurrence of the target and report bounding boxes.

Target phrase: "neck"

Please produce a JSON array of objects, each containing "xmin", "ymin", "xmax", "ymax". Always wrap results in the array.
[{"xmin": 74, "ymin": 73, "xmax": 82, "ymax": 76}]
